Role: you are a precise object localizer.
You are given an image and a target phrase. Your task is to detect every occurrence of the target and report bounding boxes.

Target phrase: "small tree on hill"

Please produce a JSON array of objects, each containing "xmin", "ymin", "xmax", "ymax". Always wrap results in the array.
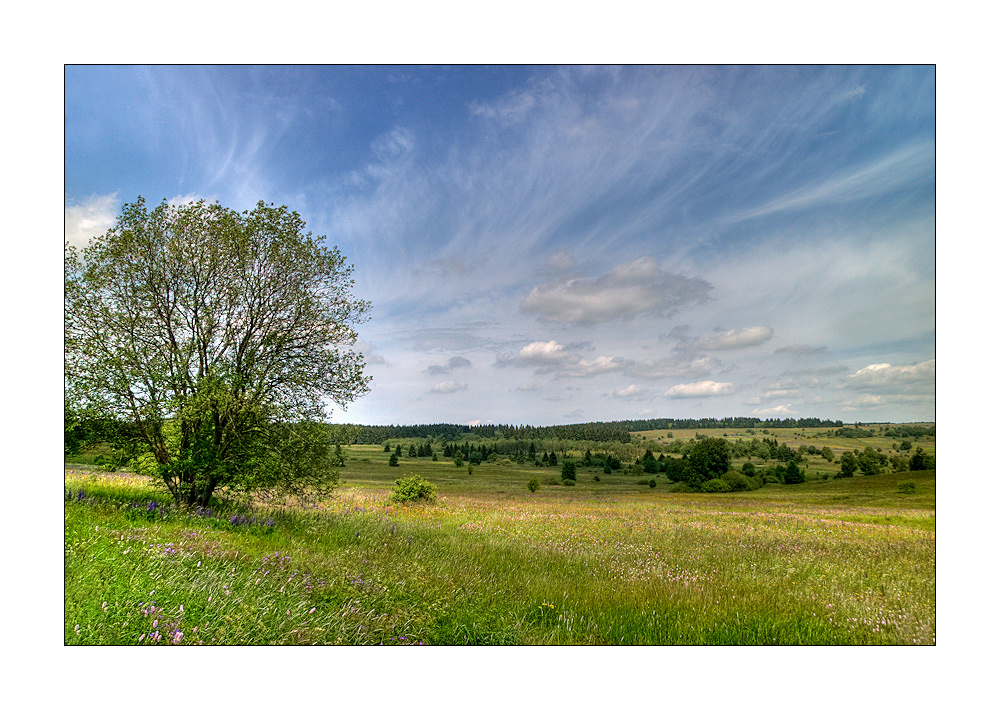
[
  {"xmin": 838, "ymin": 451, "xmax": 858, "ymax": 477},
  {"xmin": 783, "ymin": 460, "xmax": 805, "ymax": 484},
  {"xmin": 561, "ymin": 460, "xmax": 577, "ymax": 481}
]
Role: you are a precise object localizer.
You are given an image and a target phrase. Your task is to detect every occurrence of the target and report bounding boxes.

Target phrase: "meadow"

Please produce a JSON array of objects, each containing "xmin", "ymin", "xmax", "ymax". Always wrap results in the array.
[{"xmin": 64, "ymin": 427, "xmax": 935, "ymax": 645}]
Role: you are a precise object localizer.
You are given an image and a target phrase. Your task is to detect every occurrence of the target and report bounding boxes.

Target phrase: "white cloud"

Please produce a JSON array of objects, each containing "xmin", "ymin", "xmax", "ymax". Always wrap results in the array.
[
  {"xmin": 430, "ymin": 381, "xmax": 468, "ymax": 394},
  {"xmin": 730, "ymin": 141, "xmax": 935, "ymax": 223},
  {"xmin": 496, "ymin": 340, "xmax": 573, "ymax": 368},
  {"xmin": 520, "ymin": 257, "xmax": 712, "ymax": 325},
  {"xmin": 751, "ymin": 403, "xmax": 798, "ymax": 417},
  {"xmin": 65, "ymin": 193, "xmax": 120, "ymax": 248},
  {"xmin": 495, "ymin": 341, "xmax": 623, "ymax": 379},
  {"xmin": 612, "ymin": 384, "xmax": 651, "ymax": 401},
  {"xmin": 560, "ymin": 356, "xmax": 626, "ymax": 378},
  {"xmin": 678, "ymin": 326, "xmax": 774, "ymax": 351},
  {"xmin": 665, "ymin": 380, "xmax": 736, "ymax": 398},
  {"xmin": 844, "ymin": 359, "xmax": 935, "ymax": 392}
]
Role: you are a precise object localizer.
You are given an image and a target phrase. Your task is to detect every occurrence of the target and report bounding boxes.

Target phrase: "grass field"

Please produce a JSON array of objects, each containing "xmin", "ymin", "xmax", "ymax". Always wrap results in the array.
[{"xmin": 64, "ymin": 430, "xmax": 934, "ymax": 645}]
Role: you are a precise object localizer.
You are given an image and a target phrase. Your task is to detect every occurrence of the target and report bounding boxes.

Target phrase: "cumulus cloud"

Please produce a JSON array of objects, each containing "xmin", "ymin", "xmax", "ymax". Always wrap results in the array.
[
  {"xmin": 612, "ymin": 384, "xmax": 652, "ymax": 401},
  {"xmin": 65, "ymin": 193, "xmax": 119, "ymax": 248},
  {"xmin": 665, "ymin": 380, "xmax": 735, "ymax": 398},
  {"xmin": 519, "ymin": 257, "xmax": 712, "ymax": 325},
  {"xmin": 425, "ymin": 356, "xmax": 472, "ymax": 375},
  {"xmin": 496, "ymin": 340, "xmax": 573, "ymax": 368},
  {"xmin": 495, "ymin": 341, "xmax": 624, "ymax": 378},
  {"xmin": 751, "ymin": 403, "xmax": 798, "ymax": 417},
  {"xmin": 844, "ymin": 359, "xmax": 935, "ymax": 391},
  {"xmin": 677, "ymin": 326, "xmax": 774, "ymax": 351},
  {"xmin": 430, "ymin": 380, "xmax": 468, "ymax": 394}
]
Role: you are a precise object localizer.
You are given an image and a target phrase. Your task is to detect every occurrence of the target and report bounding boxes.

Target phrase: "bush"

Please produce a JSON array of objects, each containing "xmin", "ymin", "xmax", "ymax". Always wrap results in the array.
[
  {"xmin": 783, "ymin": 461, "xmax": 805, "ymax": 484},
  {"xmin": 721, "ymin": 471, "xmax": 752, "ymax": 491},
  {"xmin": 562, "ymin": 478, "xmax": 576, "ymax": 486},
  {"xmin": 593, "ymin": 475, "xmax": 601, "ymax": 482},
  {"xmin": 648, "ymin": 478, "xmax": 656, "ymax": 488},
  {"xmin": 527, "ymin": 478, "xmax": 540, "ymax": 493},
  {"xmin": 561, "ymin": 460, "xmax": 577, "ymax": 481},
  {"xmin": 388, "ymin": 452, "xmax": 399, "ymax": 467},
  {"xmin": 389, "ymin": 475, "xmax": 437, "ymax": 503},
  {"xmin": 699, "ymin": 478, "xmax": 732, "ymax": 493},
  {"xmin": 897, "ymin": 481, "xmax": 916, "ymax": 494}
]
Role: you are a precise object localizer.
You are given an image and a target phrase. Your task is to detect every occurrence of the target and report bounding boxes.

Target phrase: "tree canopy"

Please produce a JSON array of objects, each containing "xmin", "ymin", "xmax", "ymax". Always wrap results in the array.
[{"xmin": 65, "ymin": 197, "xmax": 371, "ymax": 506}]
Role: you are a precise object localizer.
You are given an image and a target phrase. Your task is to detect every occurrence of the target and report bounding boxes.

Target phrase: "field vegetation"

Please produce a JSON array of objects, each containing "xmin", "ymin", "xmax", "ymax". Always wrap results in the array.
[{"xmin": 65, "ymin": 425, "xmax": 934, "ymax": 645}]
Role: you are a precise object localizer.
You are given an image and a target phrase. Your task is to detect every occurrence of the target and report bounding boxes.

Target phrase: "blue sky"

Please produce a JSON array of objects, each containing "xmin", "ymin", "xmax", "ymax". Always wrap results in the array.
[{"xmin": 65, "ymin": 65, "xmax": 935, "ymax": 426}]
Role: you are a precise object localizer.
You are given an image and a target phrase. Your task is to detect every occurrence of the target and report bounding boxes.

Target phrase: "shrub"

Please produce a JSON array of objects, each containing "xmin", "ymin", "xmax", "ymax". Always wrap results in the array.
[
  {"xmin": 593, "ymin": 475, "xmax": 601, "ymax": 482},
  {"xmin": 562, "ymin": 478, "xmax": 576, "ymax": 486},
  {"xmin": 561, "ymin": 461, "xmax": 577, "ymax": 481},
  {"xmin": 648, "ymin": 478, "xmax": 656, "ymax": 488},
  {"xmin": 545, "ymin": 477, "xmax": 562, "ymax": 486},
  {"xmin": 388, "ymin": 453, "xmax": 399, "ymax": 467},
  {"xmin": 699, "ymin": 478, "xmax": 732, "ymax": 493},
  {"xmin": 783, "ymin": 461, "xmax": 805, "ymax": 484},
  {"xmin": 527, "ymin": 478, "xmax": 540, "ymax": 493},
  {"xmin": 389, "ymin": 475, "xmax": 437, "ymax": 503},
  {"xmin": 897, "ymin": 481, "xmax": 916, "ymax": 494},
  {"xmin": 721, "ymin": 471, "xmax": 752, "ymax": 491}
]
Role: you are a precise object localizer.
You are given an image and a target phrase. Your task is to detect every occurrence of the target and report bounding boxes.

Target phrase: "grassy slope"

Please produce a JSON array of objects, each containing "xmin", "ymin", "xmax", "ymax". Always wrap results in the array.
[{"xmin": 64, "ymin": 431, "xmax": 935, "ymax": 645}]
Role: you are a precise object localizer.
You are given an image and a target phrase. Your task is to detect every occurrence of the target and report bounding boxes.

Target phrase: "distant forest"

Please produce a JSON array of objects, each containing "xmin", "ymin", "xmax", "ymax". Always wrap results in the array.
[{"xmin": 328, "ymin": 417, "xmax": 850, "ymax": 445}]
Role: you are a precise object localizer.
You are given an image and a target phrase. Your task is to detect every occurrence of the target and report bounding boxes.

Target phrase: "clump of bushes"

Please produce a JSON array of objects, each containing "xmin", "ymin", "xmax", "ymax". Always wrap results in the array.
[
  {"xmin": 721, "ymin": 470, "xmax": 764, "ymax": 491},
  {"xmin": 390, "ymin": 475, "xmax": 436, "ymax": 503},
  {"xmin": 897, "ymin": 481, "xmax": 916, "ymax": 494},
  {"xmin": 562, "ymin": 478, "xmax": 576, "ymax": 486},
  {"xmin": 527, "ymin": 478, "xmax": 540, "ymax": 493},
  {"xmin": 699, "ymin": 478, "xmax": 732, "ymax": 493}
]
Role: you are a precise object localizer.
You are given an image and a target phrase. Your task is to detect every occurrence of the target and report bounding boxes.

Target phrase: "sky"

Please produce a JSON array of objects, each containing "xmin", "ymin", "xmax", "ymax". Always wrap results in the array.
[{"xmin": 64, "ymin": 65, "xmax": 936, "ymax": 426}]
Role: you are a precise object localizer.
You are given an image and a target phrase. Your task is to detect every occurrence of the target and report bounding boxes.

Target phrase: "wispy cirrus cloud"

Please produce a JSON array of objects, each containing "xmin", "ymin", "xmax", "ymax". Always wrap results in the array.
[{"xmin": 728, "ymin": 141, "xmax": 934, "ymax": 224}]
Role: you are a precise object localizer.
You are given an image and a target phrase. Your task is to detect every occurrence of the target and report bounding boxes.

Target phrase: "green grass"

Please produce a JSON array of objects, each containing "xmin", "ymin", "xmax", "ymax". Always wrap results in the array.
[{"xmin": 64, "ymin": 444, "xmax": 935, "ymax": 645}]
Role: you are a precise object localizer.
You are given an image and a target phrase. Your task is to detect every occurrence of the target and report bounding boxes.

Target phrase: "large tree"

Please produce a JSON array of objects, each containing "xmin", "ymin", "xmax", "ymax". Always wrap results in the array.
[
  {"xmin": 65, "ymin": 197, "xmax": 371, "ymax": 506},
  {"xmin": 686, "ymin": 437, "xmax": 732, "ymax": 484}
]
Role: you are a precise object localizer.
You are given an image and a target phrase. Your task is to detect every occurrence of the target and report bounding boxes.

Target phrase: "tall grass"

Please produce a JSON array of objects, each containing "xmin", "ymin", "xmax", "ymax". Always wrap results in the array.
[{"xmin": 65, "ymin": 456, "xmax": 934, "ymax": 645}]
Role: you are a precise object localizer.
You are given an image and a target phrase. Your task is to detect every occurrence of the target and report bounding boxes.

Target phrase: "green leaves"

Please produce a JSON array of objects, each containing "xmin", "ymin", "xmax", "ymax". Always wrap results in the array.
[{"xmin": 66, "ymin": 197, "xmax": 370, "ymax": 506}]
